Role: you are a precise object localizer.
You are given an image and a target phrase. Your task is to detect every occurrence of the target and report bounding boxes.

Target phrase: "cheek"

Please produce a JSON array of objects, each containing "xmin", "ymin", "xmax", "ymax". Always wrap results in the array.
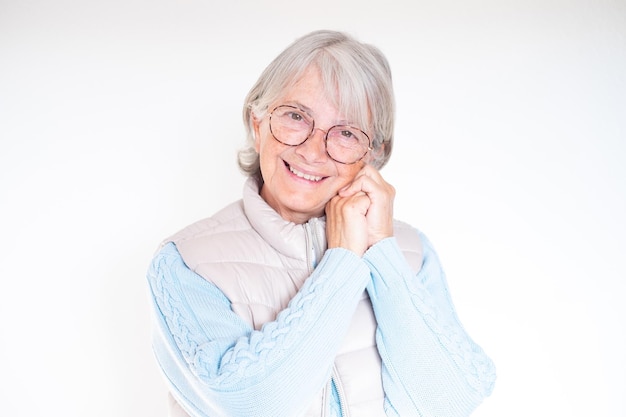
[
  {"xmin": 342, "ymin": 162, "xmax": 364, "ymax": 180},
  {"xmin": 259, "ymin": 134, "xmax": 281, "ymax": 158},
  {"xmin": 257, "ymin": 133, "xmax": 290, "ymax": 173},
  {"xmin": 333, "ymin": 163, "xmax": 363, "ymax": 188}
]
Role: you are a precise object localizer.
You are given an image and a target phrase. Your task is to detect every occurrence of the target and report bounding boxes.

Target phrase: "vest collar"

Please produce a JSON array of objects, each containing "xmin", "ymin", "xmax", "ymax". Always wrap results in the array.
[{"xmin": 242, "ymin": 177, "xmax": 327, "ymax": 261}]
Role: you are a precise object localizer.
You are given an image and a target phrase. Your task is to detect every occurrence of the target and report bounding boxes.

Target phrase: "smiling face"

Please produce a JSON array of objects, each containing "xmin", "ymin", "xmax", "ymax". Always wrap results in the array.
[{"xmin": 252, "ymin": 66, "xmax": 369, "ymax": 224}]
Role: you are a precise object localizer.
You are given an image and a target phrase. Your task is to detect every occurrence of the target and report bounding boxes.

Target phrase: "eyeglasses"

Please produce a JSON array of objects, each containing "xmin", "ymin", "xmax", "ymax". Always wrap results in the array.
[{"xmin": 269, "ymin": 105, "xmax": 372, "ymax": 164}]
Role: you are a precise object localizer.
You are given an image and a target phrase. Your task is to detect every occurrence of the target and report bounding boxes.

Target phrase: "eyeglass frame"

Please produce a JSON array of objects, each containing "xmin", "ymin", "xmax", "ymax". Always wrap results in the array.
[{"xmin": 268, "ymin": 104, "xmax": 373, "ymax": 165}]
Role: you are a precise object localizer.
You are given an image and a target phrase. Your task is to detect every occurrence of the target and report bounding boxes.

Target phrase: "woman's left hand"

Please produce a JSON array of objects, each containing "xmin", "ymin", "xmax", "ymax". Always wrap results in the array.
[{"xmin": 337, "ymin": 165, "xmax": 395, "ymax": 249}]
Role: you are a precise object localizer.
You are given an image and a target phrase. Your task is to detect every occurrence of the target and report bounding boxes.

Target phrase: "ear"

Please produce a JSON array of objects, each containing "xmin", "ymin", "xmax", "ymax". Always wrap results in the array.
[
  {"xmin": 252, "ymin": 114, "xmax": 262, "ymax": 153},
  {"xmin": 367, "ymin": 142, "xmax": 385, "ymax": 165}
]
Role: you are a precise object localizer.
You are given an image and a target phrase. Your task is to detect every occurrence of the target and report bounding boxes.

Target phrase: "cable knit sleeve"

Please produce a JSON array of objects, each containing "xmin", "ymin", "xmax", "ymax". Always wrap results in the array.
[
  {"xmin": 147, "ymin": 242, "xmax": 369, "ymax": 417},
  {"xmin": 363, "ymin": 233, "xmax": 496, "ymax": 417}
]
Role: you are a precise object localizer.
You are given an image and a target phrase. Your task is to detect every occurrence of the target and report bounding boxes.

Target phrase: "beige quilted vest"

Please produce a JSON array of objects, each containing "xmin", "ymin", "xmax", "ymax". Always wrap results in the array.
[{"xmin": 167, "ymin": 179, "xmax": 423, "ymax": 416}]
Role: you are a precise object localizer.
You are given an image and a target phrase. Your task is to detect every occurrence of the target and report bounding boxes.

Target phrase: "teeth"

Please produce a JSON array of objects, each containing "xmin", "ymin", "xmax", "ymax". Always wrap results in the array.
[{"xmin": 289, "ymin": 165, "xmax": 323, "ymax": 182}]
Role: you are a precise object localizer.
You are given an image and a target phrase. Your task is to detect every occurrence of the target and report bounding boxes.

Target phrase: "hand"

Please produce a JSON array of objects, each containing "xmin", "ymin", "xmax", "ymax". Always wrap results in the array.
[
  {"xmin": 339, "ymin": 165, "xmax": 395, "ymax": 248},
  {"xmin": 325, "ymin": 166, "xmax": 395, "ymax": 256},
  {"xmin": 326, "ymin": 190, "xmax": 371, "ymax": 256}
]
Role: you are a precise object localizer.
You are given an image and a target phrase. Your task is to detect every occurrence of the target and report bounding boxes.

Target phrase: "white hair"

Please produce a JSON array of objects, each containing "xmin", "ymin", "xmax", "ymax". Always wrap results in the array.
[{"xmin": 238, "ymin": 30, "xmax": 395, "ymax": 179}]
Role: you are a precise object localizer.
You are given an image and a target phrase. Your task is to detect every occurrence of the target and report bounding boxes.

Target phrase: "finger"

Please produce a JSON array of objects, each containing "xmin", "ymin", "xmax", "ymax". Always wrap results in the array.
[
  {"xmin": 339, "ymin": 172, "xmax": 383, "ymax": 198},
  {"xmin": 329, "ymin": 192, "xmax": 368, "ymax": 214},
  {"xmin": 346, "ymin": 165, "xmax": 387, "ymax": 188},
  {"xmin": 346, "ymin": 191, "xmax": 370, "ymax": 215}
]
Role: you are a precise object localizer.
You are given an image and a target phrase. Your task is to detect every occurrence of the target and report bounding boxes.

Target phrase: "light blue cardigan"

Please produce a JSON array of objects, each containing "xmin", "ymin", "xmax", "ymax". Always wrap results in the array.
[{"xmin": 147, "ymin": 234, "xmax": 496, "ymax": 416}]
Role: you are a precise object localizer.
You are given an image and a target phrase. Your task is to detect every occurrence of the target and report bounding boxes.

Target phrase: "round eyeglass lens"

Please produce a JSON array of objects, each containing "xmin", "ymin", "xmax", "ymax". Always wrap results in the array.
[
  {"xmin": 269, "ymin": 106, "xmax": 313, "ymax": 146},
  {"xmin": 326, "ymin": 126, "xmax": 370, "ymax": 164}
]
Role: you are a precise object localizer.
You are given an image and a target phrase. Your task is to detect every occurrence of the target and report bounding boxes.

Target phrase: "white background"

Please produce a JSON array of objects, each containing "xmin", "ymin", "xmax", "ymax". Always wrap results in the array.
[{"xmin": 1, "ymin": 1, "xmax": 625, "ymax": 416}]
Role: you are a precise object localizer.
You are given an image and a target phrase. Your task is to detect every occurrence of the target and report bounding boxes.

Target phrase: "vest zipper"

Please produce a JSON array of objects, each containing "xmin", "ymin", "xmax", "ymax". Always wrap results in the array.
[
  {"xmin": 332, "ymin": 366, "xmax": 350, "ymax": 417},
  {"xmin": 304, "ymin": 218, "xmax": 325, "ymax": 271},
  {"xmin": 304, "ymin": 222, "xmax": 314, "ymax": 273},
  {"xmin": 305, "ymin": 218, "xmax": 335, "ymax": 417}
]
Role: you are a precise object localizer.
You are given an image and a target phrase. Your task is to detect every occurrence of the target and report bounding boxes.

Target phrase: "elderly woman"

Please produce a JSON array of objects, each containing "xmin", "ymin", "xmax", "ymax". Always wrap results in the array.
[{"xmin": 147, "ymin": 30, "xmax": 496, "ymax": 417}]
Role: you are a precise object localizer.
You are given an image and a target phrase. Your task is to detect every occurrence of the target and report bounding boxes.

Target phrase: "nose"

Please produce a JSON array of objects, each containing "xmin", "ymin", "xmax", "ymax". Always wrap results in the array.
[{"xmin": 295, "ymin": 128, "xmax": 327, "ymax": 162}]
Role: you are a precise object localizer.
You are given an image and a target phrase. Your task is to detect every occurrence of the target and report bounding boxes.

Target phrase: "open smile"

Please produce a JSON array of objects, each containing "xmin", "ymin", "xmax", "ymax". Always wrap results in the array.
[{"xmin": 285, "ymin": 161, "xmax": 326, "ymax": 182}]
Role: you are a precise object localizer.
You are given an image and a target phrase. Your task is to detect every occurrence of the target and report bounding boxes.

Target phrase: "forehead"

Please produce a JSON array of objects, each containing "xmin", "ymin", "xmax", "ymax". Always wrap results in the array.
[{"xmin": 276, "ymin": 66, "xmax": 367, "ymax": 127}]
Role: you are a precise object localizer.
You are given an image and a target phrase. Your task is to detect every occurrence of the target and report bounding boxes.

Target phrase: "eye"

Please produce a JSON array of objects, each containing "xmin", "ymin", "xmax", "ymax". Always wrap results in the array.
[
  {"xmin": 331, "ymin": 128, "xmax": 359, "ymax": 142},
  {"xmin": 327, "ymin": 126, "xmax": 368, "ymax": 149},
  {"xmin": 288, "ymin": 111, "xmax": 304, "ymax": 122},
  {"xmin": 275, "ymin": 106, "xmax": 310, "ymax": 125}
]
